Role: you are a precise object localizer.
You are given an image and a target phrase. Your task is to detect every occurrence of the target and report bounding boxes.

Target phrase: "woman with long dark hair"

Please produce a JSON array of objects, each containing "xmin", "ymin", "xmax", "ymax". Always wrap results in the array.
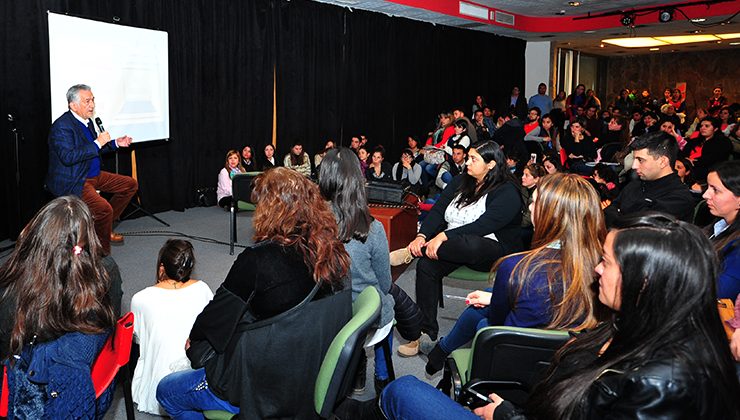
[
  {"xmin": 0, "ymin": 196, "xmax": 117, "ymax": 417},
  {"xmin": 216, "ymin": 149, "xmax": 245, "ymax": 208},
  {"xmin": 381, "ymin": 212, "xmax": 740, "ymax": 419},
  {"xmin": 156, "ymin": 168, "xmax": 351, "ymax": 419},
  {"xmin": 319, "ymin": 147, "xmax": 420, "ymax": 394},
  {"xmin": 703, "ymin": 160, "xmax": 740, "ymax": 300},
  {"xmin": 423, "ymin": 173, "xmax": 604, "ymax": 374},
  {"xmin": 391, "ymin": 141, "xmax": 523, "ymax": 356}
]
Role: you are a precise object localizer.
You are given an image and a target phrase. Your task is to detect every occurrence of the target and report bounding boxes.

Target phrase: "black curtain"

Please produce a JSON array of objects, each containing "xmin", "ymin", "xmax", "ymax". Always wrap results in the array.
[
  {"xmin": 0, "ymin": 0, "xmax": 274, "ymax": 239},
  {"xmin": 275, "ymin": 0, "xmax": 526, "ymax": 163},
  {"xmin": 0, "ymin": 0, "xmax": 524, "ymax": 241}
]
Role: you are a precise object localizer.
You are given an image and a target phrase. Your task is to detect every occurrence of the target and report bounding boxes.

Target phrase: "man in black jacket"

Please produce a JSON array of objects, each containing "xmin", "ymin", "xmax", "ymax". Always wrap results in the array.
[{"xmin": 604, "ymin": 131, "xmax": 694, "ymax": 227}]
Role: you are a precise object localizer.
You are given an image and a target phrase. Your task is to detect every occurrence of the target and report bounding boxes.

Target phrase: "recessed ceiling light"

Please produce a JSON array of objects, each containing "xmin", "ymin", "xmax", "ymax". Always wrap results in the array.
[
  {"xmin": 599, "ymin": 43, "xmax": 605, "ymax": 48},
  {"xmin": 602, "ymin": 37, "xmax": 667, "ymax": 48},
  {"xmin": 568, "ymin": 1, "xmax": 581, "ymax": 6},
  {"xmin": 649, "ymin": 47, "xmax": 660, "ymax": 51},
  {"xmin": 691, "ymin": 18, "xmax": 706, "ymax": 22}
]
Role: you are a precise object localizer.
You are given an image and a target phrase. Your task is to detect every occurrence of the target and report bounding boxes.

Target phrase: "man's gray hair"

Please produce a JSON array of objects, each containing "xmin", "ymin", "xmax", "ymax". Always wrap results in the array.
[{"xmin": 66, "ymin": 84, "xmax": 92, "ymax": 104}]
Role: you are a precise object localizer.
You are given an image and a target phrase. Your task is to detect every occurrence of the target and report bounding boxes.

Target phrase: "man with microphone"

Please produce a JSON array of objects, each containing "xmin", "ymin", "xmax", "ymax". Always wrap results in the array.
[{"xmin": 45, "ymin": 84, "xmax": 138, "ymax": 256}]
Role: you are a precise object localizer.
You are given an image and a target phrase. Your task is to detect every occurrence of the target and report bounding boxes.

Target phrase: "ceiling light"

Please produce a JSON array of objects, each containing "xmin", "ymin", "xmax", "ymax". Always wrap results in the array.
[
  {"xmin": 602, "ymin": 37, "xmax": 667, "ymax": 48},
  {"xmin": 584, "ymin": 30, "xmax": 596, "ymax": 34},
  {"xmin": 620, "ymin": 14, "xmax": 635, "ymax": 27},
  {"xmin": 730, "ymin": 42, "xmax": 740, "ymax": 45},
  {"xmin": 658, "ymin": 9, "xmax": 674, "ymax": 23},
  {"xmin": 654, "ymin": 34, "xmax": 720, "ymax": 44},
  {"xmin": 716, "ymin": 33, "xmax": 740, "ymax": 40},
  {"xmin": 568, "ymin": 1, "xmax": 581, "ymax": 6},
  {"xmin": 649, "ymin": 47, "xmax": 660, "ymax": 51},
  {"xmin": 599, "ymin": 43, "xmax": 605, "ymax": 48},
  {"xmin": 691, "ymin": 18, "xmax": 706, "ymax": 22}
]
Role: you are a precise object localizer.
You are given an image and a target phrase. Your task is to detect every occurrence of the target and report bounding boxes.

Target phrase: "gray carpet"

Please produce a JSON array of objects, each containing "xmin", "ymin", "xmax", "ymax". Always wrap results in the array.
[{"xmin": 3, "ymin": 206, "xmax": 486, "ymax": 419}]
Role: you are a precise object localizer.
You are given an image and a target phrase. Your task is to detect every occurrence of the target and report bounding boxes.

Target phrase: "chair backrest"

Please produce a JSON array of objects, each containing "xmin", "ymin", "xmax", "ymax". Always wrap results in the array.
[
  {"xmin": 91, "ymin": 312, "xmax": 135, "ymax": 398},
  {"xmin": 314, "ymin": 287, "xmax": 381, "ymax": 418},
  {"xmin": 466, "ymin": 326, "xmax": 570, "ymax": 406},
  {"xmin": 232, "ymin": 172, "xmax": 261, "ymax": 205},
  {"xmin": 598, "ymin": 142, "xmax": 622, "ymax": 163},
  {"xmin": 693, "ymin": 199, "xmax": 713, "ymax": 227}
]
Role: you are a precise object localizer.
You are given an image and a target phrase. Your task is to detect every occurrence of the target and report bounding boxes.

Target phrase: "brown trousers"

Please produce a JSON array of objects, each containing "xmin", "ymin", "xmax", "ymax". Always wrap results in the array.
[{"xmin": 80, "ymin": 171, "xmax": 138, "ymax": 254}]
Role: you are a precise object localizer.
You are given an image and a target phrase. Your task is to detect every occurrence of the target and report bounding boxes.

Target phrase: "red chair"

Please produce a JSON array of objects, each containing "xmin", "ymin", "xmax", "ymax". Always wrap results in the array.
[
  {"xmin": 1, "ymin": 313, "xmax": 135, "ymax": 418},
  {"xmin": 91, "ymin": 311, "xmax": 135, "ymax": 419}
]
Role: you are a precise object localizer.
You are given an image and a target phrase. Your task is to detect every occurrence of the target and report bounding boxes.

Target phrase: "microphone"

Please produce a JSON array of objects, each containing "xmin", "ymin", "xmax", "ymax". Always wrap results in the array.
[{"xmin": 95, "ymin": 117, "xmax": 105, "ymax": 132}]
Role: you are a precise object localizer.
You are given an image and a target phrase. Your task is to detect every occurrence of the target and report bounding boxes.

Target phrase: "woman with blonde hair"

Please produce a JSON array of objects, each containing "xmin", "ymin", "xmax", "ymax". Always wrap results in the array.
[
  {"xmin": 216, "ymin": 149, "xmax": 245, "ymax": 208},
  {"xmin": 424, "ymin": 173, "xmax": 605, "ymax": 374}
]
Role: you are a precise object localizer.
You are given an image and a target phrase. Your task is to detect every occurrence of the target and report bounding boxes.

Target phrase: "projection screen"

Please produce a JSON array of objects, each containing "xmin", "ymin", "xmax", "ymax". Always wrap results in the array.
[{"xmin": 48, "ymin": 12, "xmax": 169, "ymax": 143}]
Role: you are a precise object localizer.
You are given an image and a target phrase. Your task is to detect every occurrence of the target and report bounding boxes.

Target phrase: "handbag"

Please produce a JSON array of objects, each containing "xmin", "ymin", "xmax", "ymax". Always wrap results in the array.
[{"xmin": 717, "ymin": 298, "xmax": 735, "ymax": 341}]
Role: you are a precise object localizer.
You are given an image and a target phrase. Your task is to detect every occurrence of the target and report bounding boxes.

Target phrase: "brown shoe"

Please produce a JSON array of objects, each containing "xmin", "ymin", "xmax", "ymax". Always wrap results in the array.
[
  {"xmin": 397, "ymin": 339, "xmax": 419, "ymax": 357},
  {"xmin": 389, "ymin": 247, "xmax": 413, "ymax": 266},
  {"xmin": 110, "ymin": 232, "xmax": 124, "ymax": 243}
]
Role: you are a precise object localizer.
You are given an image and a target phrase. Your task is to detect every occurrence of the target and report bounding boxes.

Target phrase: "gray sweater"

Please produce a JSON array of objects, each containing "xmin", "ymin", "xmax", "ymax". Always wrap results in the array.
[{"xmin": 344, "ymin": 220, "xmax": 395, "ymax": 327}]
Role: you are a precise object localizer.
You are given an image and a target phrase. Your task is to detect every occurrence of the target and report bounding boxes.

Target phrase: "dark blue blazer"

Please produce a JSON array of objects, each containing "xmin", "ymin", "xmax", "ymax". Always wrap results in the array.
[{"xmin": 45, "ymin": 111, "xmax": 116, "ymax": 196}]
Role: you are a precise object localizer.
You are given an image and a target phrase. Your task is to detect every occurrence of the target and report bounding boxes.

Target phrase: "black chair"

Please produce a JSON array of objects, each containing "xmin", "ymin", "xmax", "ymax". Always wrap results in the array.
[
  {"xmin": 438, "ymin": 326, "xmax": 570, "ymax": 407},
  {"xmin": 229, "ymin": 172, "xmax": 261, "ymax": 255},
  {"xmin": 692, "ymin": 199, "xmax": 713, "ymax": 227},
  {"xmin": 598, "ymin": 142, "xmax": 622, "ymax": 163}
]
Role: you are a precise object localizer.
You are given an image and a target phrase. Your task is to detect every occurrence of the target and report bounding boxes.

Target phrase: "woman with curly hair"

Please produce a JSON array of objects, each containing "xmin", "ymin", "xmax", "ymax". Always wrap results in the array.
[
  {"xmin": 0, "ymin": 196, "xmax": 117, "ymax": 417},
  {"xmin": 156, "ymin": 167, "xmax": 352, "ymax": 419}
]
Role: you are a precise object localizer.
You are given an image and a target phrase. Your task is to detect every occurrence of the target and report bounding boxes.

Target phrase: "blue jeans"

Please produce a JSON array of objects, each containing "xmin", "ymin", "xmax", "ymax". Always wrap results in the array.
[
  {"xmin": 380, "ymin": 376, "xmax": 477, "ymax": 419},
  {"xmin": 156, "ymin": 368, "xmax": 239, "ymax": 420},
  {"xmin": 374, "ymin": 333, "xmax": 393, "ymax": 380},
  {"xmin": 437, "ymin": 303, "xmax": 490, "ymax": 354}
]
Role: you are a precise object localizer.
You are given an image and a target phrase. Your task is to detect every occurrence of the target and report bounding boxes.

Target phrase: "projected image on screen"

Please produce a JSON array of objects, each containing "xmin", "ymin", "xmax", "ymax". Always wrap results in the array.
[{"xmin": 48, "ymin": 12, "xmax": 169, "ymax": 143}]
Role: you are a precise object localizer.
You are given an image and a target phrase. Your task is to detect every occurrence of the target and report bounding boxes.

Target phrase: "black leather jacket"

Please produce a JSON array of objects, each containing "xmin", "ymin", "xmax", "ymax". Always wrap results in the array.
[{"xmin": 495, "ymin": 353, "xmax": 738, "ymax": 419}]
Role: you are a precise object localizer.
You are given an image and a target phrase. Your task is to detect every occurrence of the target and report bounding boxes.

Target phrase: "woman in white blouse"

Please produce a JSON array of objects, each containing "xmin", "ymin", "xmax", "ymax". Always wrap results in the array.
[
  {"xmin": 391, "ymin": 140, "xmax": 523, "ymax": 356},
  {"xmin": 131, "ymin": 240, "xmax": 213, "ymax": 415}
]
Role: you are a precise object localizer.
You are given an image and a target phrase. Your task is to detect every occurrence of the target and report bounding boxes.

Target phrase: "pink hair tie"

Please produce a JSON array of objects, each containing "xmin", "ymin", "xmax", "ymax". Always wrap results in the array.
[{"xmin": 73, "ymin": 245, "xmax": 83, "ymax": 256}]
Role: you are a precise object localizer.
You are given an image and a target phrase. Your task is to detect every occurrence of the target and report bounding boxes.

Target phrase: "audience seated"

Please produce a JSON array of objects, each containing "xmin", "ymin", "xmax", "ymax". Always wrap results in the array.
[
  {"xmin": 560, "ymin": 118, "xmax": 596, "ymax": 175},
  {"xmin": 491, "ymin": 111, "xmax": 527, "ymax": 174},
  {"xmin": 0, "ymin": 196, "xmax": 117, "ymax": 418},
  {"xmin": 683, "ymin": 117, "xmax": 732, "ymax": 181},
  {"xmin": 313, "ymin": 139, "xmax": 335, "ymax": 169},
  {"xmin": 452, "ymin": 108, "xmax": 478, "ymax": 144},
  {"xmin": 565, "ymin": 84, "xmax": 586, "ymax": 121},
  {"xmin": 523, "ymin": 112, "xmax": 556, "ymax": 152},
  {"xmin": 473, "ymin": 109, "xmax": 492, "ymax": 140},
  {"xmin": 366, "ymin": 146, "xmax": 393, "ymax": 182},
  {"xmin": 445, "ymin": 120, "xmax": 472, "ymax": 156},
  {"xmin": 708, "ymin": 85, "xmax": 728, "ymax": 117},
  {"xmin": 283, "ymin": 141, "xmax": 311, "ymax": 177},
  {"xmin": 260, "ymin": 143, "xmax": 278, "ymax": 171},
  {"xmin": 319, "ymin": 148, "xmax": 420, "ymax": 395},
  {"xmin": 435, "ymin": 144, "xmax": 467, "ymax": 191},
  {"xmin": 591, "ymin": 163, "xmax": 620, "ymax": 208},
  {"xmin": 527, "ymin": 83, "xmax": 552, "ymax": 116},
  {"xmin": 703, "ymin": 161, "xmax": 740, "ymax": 300},
  {"xmin": 392, "ymin": 148, "xmax": 423, "ymax": 188},
  {"xmin": 604, "ymin": 131, "xmax": 694, "ymax": 226},
  {"xmin": 674, "ymin": 157, "xmax": 701, "ymax": 192},
  {"xmin": 519, "ymin": 163, "xmax": 546, "ymax": 248},
  {"xmin": 156, "ymin": 168, "xmax": 351, "ymax": 419},
  {"xmin": 357, "ymin": 145, "xmax": 370, "ymax": 177},
  {"xmin": 423, "ymin": 173, "xmax": 604, "ymax": 374},
  {"xmin": 427, "ymin": 112, "xmax": 455, "ymax": 148},
  {"xmin": 131, "ymin": 239, "xmax": 213, "ymax": 415},
  {"xmin": 381, "ymin": 212, "xmax": 740, "ymax": 420},
  {"xmin": 240, "ymin": 145, "xmax": 256, "ymax": 171},
  {"xmin": 390, "ymin": 141, "xmax": 523, "ymax": 357},
  {"xmin": 542, "ymin": 152, "xmax": 563, "ymax": 175},
  {"xmin": 216, "ymin": 149, "xmax": 246, "ymax": 209}
]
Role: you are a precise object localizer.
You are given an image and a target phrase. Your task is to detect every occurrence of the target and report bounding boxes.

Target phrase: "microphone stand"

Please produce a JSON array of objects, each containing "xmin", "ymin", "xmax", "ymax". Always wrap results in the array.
[{"xmin": 2, "ymin": 114, "xmax": 21, "ymax": 251}]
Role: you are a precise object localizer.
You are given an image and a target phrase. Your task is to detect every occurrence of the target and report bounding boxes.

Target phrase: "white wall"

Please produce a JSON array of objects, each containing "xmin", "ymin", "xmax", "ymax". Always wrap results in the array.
[{"xmin": 524, "ymin": 41, "xmax": 552, "ymax": 100}]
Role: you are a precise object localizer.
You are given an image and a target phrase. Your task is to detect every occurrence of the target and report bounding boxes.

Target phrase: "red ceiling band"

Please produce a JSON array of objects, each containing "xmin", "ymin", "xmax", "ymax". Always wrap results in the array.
[{"xmin": 384, "ymin": 0, "xmax": 738, "ymax": 33}]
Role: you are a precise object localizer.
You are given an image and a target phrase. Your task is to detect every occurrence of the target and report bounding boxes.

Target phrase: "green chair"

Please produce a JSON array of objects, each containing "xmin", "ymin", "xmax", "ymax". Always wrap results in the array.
[
  {"xmin": 203, "ymin": 410, "xmax": 236, "ymax": 420},
  {"xmin": 314, "ymin": 287, "xmax": 381, "ymax": 418},
  {"xmin": 438, "ymin": 326, "xmax": 570, "ymax": 407},
  {"xmin": 229, "ymin": 172, "xmax": 261, "ymax": 255},
  {"xmin": 439, "ymin": 266, "xmax": 492, "ymax": 308}
]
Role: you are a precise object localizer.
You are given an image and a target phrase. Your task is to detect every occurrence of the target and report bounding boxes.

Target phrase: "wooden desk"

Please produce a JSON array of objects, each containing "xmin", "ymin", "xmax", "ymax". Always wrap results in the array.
[{"xmin": 369, "ymin": 205, "xmax": 418, "ymax": 281}]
